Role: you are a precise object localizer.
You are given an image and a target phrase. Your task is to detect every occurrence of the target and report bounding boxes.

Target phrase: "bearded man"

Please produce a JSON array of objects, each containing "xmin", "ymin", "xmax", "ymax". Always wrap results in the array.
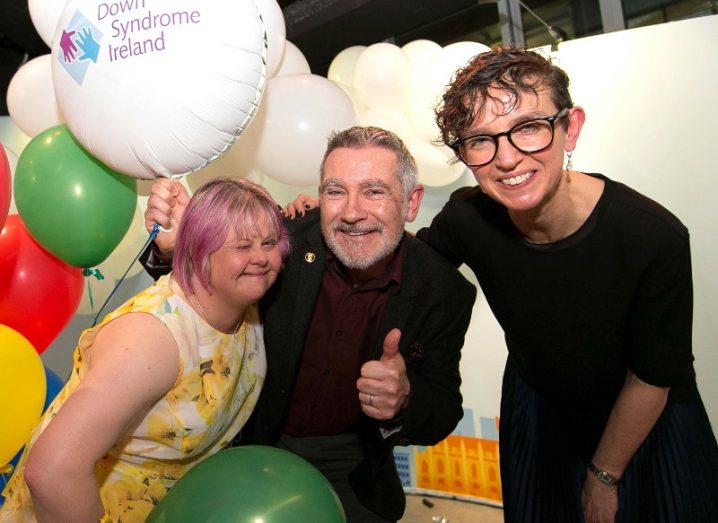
[{"xmin": 142, "ymin": 126, "xmax": 476, "ymax": 522}]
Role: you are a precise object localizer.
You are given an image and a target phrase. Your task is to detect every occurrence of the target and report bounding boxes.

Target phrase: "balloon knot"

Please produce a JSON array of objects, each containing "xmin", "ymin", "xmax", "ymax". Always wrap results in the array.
[{"xmin": 83, "ymin": 268, "xmax": 105, "ymax": 280}]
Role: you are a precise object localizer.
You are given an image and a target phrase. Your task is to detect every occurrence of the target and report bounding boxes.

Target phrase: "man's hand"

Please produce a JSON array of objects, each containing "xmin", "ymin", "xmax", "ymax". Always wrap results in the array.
[
  {"xmin": 282, "ymin": 194, "xmax": 318, "ymax": 219},
  {"xmin": 144, "ymin": 179, "xmax": 190, "ymax": 257},
  {"xmin": 581, "ymin": 471, "xmax": 618, "ymax": 523},
  {"xmin": 357, "ymin": 329, "xmax": 411, "ymax": 420}
]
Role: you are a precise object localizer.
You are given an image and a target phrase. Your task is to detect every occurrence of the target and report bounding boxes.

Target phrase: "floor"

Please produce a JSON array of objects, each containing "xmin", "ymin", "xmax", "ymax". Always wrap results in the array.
[{"xmin": 399, "ymin": 495, "xmax": 503, "ymax": 523}]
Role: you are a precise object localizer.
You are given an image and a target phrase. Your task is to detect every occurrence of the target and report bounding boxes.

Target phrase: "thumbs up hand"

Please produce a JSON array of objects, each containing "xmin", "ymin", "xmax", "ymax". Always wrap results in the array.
[{"xmin": 357, "ymin": 329, "xmax": 411, "ymax": 420}]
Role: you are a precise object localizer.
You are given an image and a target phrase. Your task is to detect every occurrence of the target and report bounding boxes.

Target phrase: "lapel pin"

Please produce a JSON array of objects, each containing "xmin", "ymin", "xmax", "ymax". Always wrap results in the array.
[{"xmin": 304, "ymin": 252, "xmax": 316, "ymax": 263}]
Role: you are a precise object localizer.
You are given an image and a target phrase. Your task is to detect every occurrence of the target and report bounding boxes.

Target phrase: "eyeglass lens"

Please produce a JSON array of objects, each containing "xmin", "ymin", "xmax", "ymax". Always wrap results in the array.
[{"xmin": 460, "ymin": 119, "xmax": 555, "ymax": 166}]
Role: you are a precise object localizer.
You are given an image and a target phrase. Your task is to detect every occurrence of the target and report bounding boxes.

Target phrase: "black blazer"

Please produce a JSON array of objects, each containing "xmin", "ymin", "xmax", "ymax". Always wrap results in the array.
[
  {"xmin": 244, "ymin": 210, "xmax": 476, "ymax": 520},
  {"xmin": 140, "ymin": 209, "xmax": 476, "ymax": 520}
]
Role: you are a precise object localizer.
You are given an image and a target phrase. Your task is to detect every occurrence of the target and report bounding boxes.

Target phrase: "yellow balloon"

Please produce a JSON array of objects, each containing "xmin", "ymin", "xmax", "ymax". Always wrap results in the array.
[{"xmin": 0, "ymin": 325, "xmax": 46, "ymax": 467}]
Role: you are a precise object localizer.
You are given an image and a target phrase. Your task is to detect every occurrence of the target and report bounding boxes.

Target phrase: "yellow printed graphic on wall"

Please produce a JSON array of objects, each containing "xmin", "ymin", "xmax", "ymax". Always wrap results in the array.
[{"xmin": 393, "ymin": 409, "xmax": 503, "ymax": 504}]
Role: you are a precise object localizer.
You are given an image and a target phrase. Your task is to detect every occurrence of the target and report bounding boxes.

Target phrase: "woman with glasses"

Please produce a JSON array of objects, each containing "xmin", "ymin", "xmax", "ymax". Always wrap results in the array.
[{"xmin": 419, "ymin": 47, "xmax": 718, "ymax": 522}]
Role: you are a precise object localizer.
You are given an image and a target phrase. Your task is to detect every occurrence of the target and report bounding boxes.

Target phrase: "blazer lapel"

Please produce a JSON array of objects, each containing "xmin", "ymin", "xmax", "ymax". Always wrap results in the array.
[
  {"xmin": 373, "ymin": 235, "xmax": 421, "ymax": 358},
  {"xmin": 284, "ymin": 225, "xmax": 326, "ymax": 376}
]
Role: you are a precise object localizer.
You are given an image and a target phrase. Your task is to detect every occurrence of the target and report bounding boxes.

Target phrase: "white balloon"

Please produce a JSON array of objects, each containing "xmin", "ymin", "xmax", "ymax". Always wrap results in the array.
[
  {"xmin": 254, "ymin": 74, "xmax": 357, "ymax": 186},
  {"xmin": 29, "ymin": 0, "xmax": 68, "ymax": 47},
  {"xmin": 186, "ymin": 128, "xmax": 264, "ymax": 192},
  {"xmin": 334, "ymin": 81, "xmax": 369, "ymax": 116},
  {"xmin": 187, "ymin": 165, "xmax": 265, "ymax": 192},
  {"xmin": 407, "ymin": 41, "xmax": 490, "ymax": 143},
  {"xmin": 404, "ymin": 41, "xmax": 441, "ymax": 143},
  {"xmin": 357, "ymin": 107, "xmax": 414, "ymax": 142},
  {"xmin": 407, "ymin": 103, "xmax": 441, "ymax": 143},
  {"xmin": 7, "ymin": 55, "xmax": 63, "ymax": 138},
  {"xmin": 405, "ymin": 138, "xmax": 466, "ymax": 187},
  {"xmin": 52, "ymin": 0, "xmax": 267, "ymax": 179},
  {"xmin": 352, "ymin": 43, "xmax": 412, "ymax": 110},
  {"xmin": 256, "ymin": 0, "xmax": 286, "ymax": 78},
  {"xmin": 275, "ymin": 41, "xmax": 310, "ymax": 77},
  {"xmin": 401, "ymin": 39, "xmax": 441, "ymax": 67},
  {"xmin": 426, "ymin": 41, "xmax": 491, "ymax": 104},
  {"xmin": 327, "ymin": 45, "xmax": 366, "ymax": 87}
]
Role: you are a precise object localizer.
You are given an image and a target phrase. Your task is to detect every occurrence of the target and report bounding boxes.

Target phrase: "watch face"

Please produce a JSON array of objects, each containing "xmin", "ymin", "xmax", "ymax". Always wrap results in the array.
[
  {"xmin": 597, "ymin": 470, "xmax": 616, "ymax": 485},
  {"xmin": 589, "ymin": 463, "xmax": 618, "ymax": 486}
]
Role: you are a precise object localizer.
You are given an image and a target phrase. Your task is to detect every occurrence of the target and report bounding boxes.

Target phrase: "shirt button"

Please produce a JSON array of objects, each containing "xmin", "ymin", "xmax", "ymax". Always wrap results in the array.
[{"xmin": 280, "ymin": 388, "xmax": 286, "ymax": 395}]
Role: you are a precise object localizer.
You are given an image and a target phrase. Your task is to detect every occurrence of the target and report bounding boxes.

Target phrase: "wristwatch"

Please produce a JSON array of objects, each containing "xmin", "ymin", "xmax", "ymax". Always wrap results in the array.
[{"xmin": 588, "ymin": 462, "xmax": 620, "ymax": 486}]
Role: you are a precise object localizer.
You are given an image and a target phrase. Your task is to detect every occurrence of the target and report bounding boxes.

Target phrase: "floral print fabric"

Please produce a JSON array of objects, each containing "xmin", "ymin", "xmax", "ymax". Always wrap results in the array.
[{"xmin": 0, "ymin": 275, "xmax": 266, "ymax": 522}]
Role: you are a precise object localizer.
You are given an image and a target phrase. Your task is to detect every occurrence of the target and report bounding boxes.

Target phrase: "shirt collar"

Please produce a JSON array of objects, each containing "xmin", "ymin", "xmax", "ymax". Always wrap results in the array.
[{"xmin": 325, "ymin": 236, "xmax": 405, "ymax": 291}]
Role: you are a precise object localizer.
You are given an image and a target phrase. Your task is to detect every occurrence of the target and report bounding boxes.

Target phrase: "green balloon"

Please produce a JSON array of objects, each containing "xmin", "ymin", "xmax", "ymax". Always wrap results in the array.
[
  {"xmin": 147, "ymin": 446, "xmax": 346, "ymax": 523},
  {"xmin": 14, "ymin": 125, "xmax": 137, "ymax": 268}
]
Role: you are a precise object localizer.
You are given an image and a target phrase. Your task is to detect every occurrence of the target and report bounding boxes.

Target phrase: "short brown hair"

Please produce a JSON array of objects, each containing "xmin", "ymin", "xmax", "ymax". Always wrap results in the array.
[
  {"xmin": 436, "ymin": 46, "xmax": 573, "ymax": 147},
  {"xmin": 319, "ymin": 126, "xmax": 418, "ymax": 200}
]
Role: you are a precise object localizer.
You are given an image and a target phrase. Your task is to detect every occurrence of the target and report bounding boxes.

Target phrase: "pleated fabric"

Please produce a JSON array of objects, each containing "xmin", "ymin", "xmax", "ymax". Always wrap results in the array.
[{"xmin": 499, "ymin": 359, "xmax": 718, "ymax": 523}]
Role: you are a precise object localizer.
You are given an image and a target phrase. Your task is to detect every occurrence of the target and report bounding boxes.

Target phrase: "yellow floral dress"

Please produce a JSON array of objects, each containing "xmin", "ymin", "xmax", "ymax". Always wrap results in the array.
[{"xmin": 0, "ymin": 275, "xmax": 266, "ymax": 523}]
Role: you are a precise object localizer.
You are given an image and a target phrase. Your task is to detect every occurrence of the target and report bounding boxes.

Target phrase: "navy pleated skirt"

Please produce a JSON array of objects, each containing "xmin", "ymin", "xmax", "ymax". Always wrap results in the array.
[{"xmin": 499, "ymin": 359, "xmax": 718, "ymax": 523}]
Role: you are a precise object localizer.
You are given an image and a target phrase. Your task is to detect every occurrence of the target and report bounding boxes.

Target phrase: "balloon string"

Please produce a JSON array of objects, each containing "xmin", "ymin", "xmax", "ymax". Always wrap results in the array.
[
  {"xmin": 86, "ymin": 277, "xmax": 95, "ymax": 316},
  {"xmin": 81, "ymin": 268, "xmax": 104, "ymax": 317},
  {"xmin": 92, "ymin": 224, "xmax": 160, "ymax": 327}
]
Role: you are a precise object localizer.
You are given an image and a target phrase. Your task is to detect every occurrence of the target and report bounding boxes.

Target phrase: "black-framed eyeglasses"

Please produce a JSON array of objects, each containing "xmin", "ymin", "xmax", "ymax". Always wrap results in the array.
[{"xmin": 451, "ymin": 108, "xmax": 570, "ymax": 167}]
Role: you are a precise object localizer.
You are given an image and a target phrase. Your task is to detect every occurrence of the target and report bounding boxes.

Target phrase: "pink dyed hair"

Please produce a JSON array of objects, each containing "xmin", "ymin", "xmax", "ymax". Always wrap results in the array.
[{"xmin": 172, "ymin": 178, "xmax": 290, "ymax": 295}]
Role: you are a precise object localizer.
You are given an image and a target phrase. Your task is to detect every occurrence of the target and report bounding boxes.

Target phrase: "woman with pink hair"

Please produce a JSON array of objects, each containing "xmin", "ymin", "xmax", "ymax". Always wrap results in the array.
[{"xmin": 1, "ymin": 178, "xmax": 290, "ymax": 523}]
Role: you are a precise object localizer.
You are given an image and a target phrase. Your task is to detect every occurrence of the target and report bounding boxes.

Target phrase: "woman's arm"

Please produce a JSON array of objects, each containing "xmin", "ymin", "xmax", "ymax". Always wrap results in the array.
[
  {"xmin": 24, "ymin": 313, "xmax": 179, "ymax": 523},
  {"xmin": 581, "ymin": 370, "xmax": 669, "ymax": 523}
]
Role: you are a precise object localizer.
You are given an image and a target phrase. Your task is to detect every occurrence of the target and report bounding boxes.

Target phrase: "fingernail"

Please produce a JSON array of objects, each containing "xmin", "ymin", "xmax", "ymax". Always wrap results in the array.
[{"xmin": 304, "ymin": 204, "xmax": 311, "ymax": 209}]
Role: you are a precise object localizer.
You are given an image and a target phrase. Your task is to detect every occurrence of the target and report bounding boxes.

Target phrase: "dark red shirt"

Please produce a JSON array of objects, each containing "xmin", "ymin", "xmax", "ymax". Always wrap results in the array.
[{"xmin": 282, "ymin": 242, "xmax": 405, "ymax": 436}]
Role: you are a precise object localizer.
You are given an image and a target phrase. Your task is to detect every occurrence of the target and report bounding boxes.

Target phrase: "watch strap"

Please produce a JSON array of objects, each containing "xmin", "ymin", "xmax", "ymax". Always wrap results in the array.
[{"xmin": 588, "ymin": 462, "xmax": 620, "ymax": 486}]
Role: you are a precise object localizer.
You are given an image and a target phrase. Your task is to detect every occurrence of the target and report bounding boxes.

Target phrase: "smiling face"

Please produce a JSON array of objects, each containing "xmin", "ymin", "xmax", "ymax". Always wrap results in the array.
[
  {"xmin": 319, "ymin": 146, "xmax": 422, "ymax": 279},
  {"xmin": 466, "ymin": 86, "xmax": 583, "ymax": 217},
  {"xmin": 207, "ymin": 222, "xmax": 283, "ymax": 308}
]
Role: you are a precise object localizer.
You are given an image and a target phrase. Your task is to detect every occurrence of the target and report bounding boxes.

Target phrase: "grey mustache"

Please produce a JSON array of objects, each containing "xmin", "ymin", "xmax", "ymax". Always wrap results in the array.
[{"xmin": 333, "ymin": 224, "xmax": 383, "ymax": 234}]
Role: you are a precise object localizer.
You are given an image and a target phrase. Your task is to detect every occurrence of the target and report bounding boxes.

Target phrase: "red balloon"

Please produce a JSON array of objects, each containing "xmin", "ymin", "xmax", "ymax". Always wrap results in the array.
[
  {"xmin": 0, "ymin": 215, "xmax": 83, "ymax": 353},
  {"xmin": 0, "ymin": 143, "xmax": 10, "ymax": 231}
]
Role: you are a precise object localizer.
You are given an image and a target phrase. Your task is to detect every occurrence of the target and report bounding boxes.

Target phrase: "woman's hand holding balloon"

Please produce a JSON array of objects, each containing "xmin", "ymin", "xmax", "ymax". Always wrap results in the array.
[{"xmin": 144, "ymin": 180, "xmax": 190, "ymax": 258}]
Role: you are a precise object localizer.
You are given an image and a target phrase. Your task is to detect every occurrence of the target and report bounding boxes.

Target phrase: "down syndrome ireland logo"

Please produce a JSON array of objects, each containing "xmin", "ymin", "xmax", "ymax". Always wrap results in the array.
[{"xmin": 57, "ymin": 11, "xmax": 103, "ymax": 86}]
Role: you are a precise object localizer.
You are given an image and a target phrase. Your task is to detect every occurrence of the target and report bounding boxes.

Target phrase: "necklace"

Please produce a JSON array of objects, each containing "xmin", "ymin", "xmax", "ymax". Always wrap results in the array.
[{"xmin": 191, "ymin": 295, "xmax": 242, "ymax": 336}]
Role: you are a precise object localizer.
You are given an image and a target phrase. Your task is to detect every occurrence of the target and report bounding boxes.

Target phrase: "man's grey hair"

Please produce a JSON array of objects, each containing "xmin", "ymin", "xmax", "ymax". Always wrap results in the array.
[{"xmin": 319, "ymin": 126, "xmax": 418, "ymax": 200}]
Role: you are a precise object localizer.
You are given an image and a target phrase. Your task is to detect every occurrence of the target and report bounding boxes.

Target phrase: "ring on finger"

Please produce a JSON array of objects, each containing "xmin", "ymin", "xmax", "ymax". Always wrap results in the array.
[{"xmin": 369, "ymin": 394, "xmax": 375, "ymax": 407}]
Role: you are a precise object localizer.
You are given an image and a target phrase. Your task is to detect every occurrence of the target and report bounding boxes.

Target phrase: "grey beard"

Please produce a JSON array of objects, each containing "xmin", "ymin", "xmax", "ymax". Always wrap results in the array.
[{"xmin": 325, "ymin": 223, "xmax": 404, "ymax": 271}]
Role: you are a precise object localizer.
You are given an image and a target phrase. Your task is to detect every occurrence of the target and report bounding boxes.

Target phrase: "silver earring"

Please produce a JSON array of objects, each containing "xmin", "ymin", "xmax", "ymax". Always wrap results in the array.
[{"xmin": 565, "ymin": 151, "xmax": 573, "ymax": 171}]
